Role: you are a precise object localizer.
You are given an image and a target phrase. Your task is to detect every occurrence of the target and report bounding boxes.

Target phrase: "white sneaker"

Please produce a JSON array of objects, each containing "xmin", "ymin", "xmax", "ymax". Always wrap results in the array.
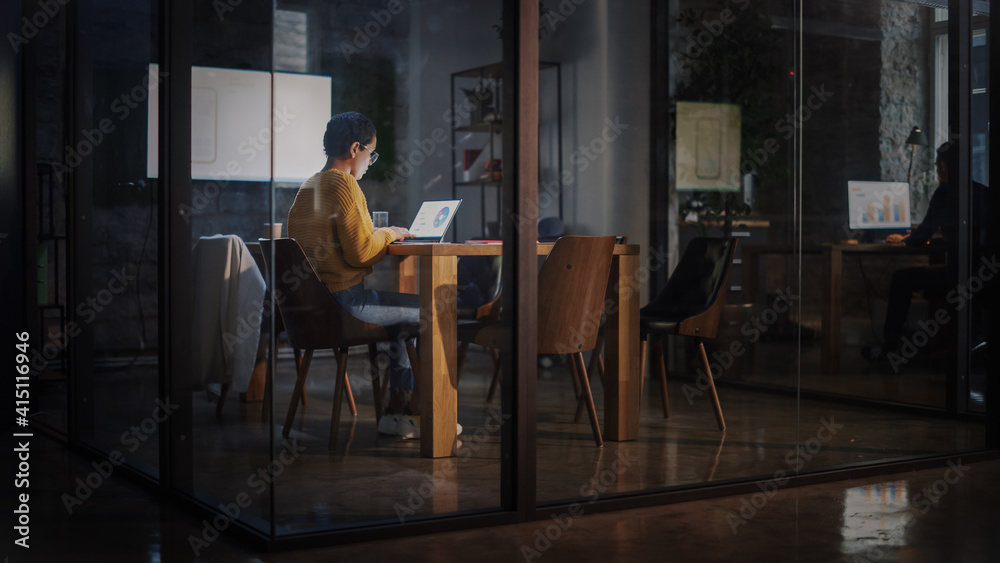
[
  {"xmin": 395, "ymin": 415, "xmax": 420, "ymax": 439},
  {"xmin": 378, "ymin": 414, "xmax": 400, "ymax": 435},
  {"xmin": 394, "ymin": 417, "xmax": 463, "ymax": 439}
]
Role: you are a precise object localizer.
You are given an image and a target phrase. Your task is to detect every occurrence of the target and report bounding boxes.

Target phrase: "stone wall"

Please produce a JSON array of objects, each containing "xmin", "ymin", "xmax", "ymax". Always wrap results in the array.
[{"xmin": 878, "ymin": 1, "xmax": 934, "ymax": 220}]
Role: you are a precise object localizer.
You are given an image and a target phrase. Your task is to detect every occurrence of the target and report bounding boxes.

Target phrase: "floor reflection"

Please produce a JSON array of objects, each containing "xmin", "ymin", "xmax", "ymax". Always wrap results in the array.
[
  {"xmin": 31, "ymin": 337, "xmax": 986, "ymax": 534},
  {"xmin": 841, "ymin": 481, "xmax": 911, "ymax": 556}
]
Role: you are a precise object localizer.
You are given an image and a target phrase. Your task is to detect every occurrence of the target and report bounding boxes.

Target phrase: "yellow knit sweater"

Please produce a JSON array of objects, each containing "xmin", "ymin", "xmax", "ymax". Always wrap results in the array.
[{"xmin": 286, "ymin": 168, "xmax": 398, "ymax": 292}]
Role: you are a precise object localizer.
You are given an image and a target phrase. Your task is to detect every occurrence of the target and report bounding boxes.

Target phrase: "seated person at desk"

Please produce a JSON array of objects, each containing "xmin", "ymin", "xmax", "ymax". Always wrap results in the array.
[
  {"xmin": 863, "ymin": 141, "xmax": 988, "ymax": 365},
  {"xmin": 287, "ymin": 111, "xmax": 426, "ymax": 437}
]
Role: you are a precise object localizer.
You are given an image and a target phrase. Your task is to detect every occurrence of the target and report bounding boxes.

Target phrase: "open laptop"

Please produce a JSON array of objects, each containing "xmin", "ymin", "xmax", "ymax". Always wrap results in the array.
[{"xmin": 391, "ymin": 199, "xmax": 462, "ymax": 244}]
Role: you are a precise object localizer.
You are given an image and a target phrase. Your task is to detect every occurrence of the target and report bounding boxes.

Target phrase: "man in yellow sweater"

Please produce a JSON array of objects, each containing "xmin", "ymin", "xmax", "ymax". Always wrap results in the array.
[{"xmin": 287, "ymin": 111, "xmax": 423, "ymax": 438}]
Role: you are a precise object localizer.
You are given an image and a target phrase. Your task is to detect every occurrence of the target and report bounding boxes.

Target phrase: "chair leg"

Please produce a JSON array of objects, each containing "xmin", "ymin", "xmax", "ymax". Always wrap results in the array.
[
  {"xmin": 587, "ymin": 334, "xmax": 605, "ymax": 388},
  {"xmin": 216, "ymin": 382, "xmax": 230, "ymax": 417},
  {"xmin": 329, "ymin": 349, "xmax": 350, "ymax": 451},
  {"xmin": 406, "ymin": 343, "xmax": 420, "ymax": 379},
  {"xmin": 486, "ymin": 348, "xmax": 502, "ymax": 403},
  {"xmin": 283, "ymin": 349, "xmax": 313, "ymax": 437},
  {"xmin": 570, "ymin": 354, "xmax": 586, "ymax": 423},
  {"xmin": 654, "ymin": 337, "xmax": 670, "ymax": 419},
  {"xmin": 573, "ymin": 352, "xmax": 603, "ymax": 447},
  {"xmin": 344, "ymin": 369, "xmax": 358, "ymax": 416},
  {"xmin": 696, "ymin": 340, "xmax": 726, "ymax": 431},
  {"xmin": 638, "ymin": 338, "xmax": 647, "ymax": 406},
  {"xmin": 293, "ymin": 348, "xmax": 308, "ymax": 406},
  {"xmin": 457, "ymin": 342, "xmax": 469, "ymax": 384},
  {"xmin": 369, "ymin": 344, "xmax": 383, "ymax": 421},
  {"xmin": 379, "ymin": 359, "xmax": 391, "ymax": 405}
]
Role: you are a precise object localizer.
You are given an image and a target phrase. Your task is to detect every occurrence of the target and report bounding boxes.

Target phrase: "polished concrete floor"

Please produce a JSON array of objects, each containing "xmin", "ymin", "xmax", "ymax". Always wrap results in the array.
[
  {"xmin": 168, "ymin": 344, "xmax": 980, "ymax": 532},
  {"xmin": 19, "ymin": 334, "xmax": 991, "ymax": 559},
  {"xmin": 14, "ymin": 429, "xmax": 1000, "ymax": 562}
]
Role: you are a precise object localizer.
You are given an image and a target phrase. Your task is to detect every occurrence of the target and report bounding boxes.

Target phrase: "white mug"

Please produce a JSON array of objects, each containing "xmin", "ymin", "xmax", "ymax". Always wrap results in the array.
[{"xmin": 264, "ymin": 222, "xmax": 282, "ymax": 239}]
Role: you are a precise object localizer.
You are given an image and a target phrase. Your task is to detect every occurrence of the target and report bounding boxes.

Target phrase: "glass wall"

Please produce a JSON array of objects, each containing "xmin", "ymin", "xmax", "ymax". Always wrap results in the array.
[
  {"xmin": 16, "ymin": 0, "xmax": 993, "ymax": 549},
  {"xmin": 171, "ymin": 0, "xmax": 514, "ymax": 537},
  {"xmin": 706, "ymin": 0, "xmax": 989, "ymax": 470},
  {"xmin": 27, "ymin": 0, "xmax": 164, "ymax": 476},
  {"xmin": 268, "ymin": 0, "xmax": 509, "ymax": 533},
  {"xmin": 792, "ymin": 0, "xmax": 986, "ymax": 464},
  {"xmin": 531, "ymin": 0, "xmax": 988, "ymax": 509}
]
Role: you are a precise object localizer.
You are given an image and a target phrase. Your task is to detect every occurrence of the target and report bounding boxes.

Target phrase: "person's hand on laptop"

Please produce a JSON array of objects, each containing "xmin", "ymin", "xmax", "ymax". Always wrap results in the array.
[{"xmin": 388, "ymin": 226, "xmax": 413, "ymax": 240}]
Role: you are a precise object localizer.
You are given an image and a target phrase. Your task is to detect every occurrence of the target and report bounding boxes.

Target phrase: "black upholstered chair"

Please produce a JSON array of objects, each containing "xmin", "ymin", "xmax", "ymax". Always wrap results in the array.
[{"xmin": 639, "ymin": 237, "xmax": 737, "ymax": 431}]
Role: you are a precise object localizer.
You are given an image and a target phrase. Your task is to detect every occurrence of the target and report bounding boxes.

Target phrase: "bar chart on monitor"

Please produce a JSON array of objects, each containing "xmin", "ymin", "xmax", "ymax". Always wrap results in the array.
[{"xmin": 847, "ymin": 181, "xmax": 911, "ymax": 230}]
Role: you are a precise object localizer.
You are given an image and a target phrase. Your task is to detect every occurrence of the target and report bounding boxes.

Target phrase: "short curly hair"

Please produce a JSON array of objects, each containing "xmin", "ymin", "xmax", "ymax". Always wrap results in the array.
[
  {"xmin": 935, "ymin": 140, "xmax": 957, "ymax": 163},
  {"xmin": 323, "ymin": 112, "xmax": 376, "ymax": 158}
]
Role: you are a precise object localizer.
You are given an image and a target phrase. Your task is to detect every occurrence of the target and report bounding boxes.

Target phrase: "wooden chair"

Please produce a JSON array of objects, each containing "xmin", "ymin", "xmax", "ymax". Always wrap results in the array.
[
  {"xmin": 459, "ymin": 236, "xmax": 617, "ymax": 446},
  {"xmin": 259, "ymin": 238, "xmax": 421, "ymax": 451},
  {"xmin": 639, "ymin": 237, "xmax": 737, "ymax": 431}
]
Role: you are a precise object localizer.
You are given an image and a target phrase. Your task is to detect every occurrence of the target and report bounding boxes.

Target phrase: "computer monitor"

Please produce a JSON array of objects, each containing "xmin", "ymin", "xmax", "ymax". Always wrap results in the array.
[{"xmin": 847, "ymin": 181, "xmax": 911, "ymax": 230}]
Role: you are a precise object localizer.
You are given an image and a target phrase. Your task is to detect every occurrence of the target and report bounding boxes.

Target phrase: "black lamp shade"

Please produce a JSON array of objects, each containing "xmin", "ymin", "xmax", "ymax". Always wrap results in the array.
[{"xmin": 905, "ymin": 126, "xmax": 929, "ymax": 146}]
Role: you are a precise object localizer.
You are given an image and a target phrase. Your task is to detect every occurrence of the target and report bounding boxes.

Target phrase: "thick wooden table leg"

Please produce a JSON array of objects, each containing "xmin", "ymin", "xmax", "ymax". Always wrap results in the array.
[
  {"xmin": 604, "ymin": 253, "xmax": 641, "ymax": 441},
  {"xmin": 399, "ymin": 256, "xmax": 418, "ymax": 294},
  {"xmin": 419, "ymin": 255, "xmax": 459, "ymax": 458}
]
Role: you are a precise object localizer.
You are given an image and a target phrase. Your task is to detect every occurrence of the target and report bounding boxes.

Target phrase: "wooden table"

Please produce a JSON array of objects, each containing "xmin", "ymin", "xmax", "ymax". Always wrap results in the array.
[
  {"xmin": 742, "ymin": 242, "xmax": 936, "ymax": 374},
  {"xmin": 387, "ymin": 242, "xmax": 642, "ymax": 458}
]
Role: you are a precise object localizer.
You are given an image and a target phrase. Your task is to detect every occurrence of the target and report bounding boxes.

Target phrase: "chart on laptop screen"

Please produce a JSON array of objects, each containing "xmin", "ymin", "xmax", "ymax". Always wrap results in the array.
[
  {"xmin": 408, "ymin": 200, "xmax": 461, "ymax": 239},
  {"xmin": 847, "ymin": 181, "xmax": 911, "ymax": 230}
]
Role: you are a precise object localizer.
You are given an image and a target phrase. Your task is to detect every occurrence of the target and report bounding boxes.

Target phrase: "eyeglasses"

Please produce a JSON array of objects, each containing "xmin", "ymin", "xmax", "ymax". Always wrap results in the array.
[{"xmin": 360, "ymin": 143, "xmax": 379, "ymax": 165}]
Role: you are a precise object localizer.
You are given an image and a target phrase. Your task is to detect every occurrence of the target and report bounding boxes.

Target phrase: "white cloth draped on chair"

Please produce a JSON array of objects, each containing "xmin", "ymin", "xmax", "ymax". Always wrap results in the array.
[{"xmin": 192, "ymin": 234, "xmax": 266, "ymax": 394}]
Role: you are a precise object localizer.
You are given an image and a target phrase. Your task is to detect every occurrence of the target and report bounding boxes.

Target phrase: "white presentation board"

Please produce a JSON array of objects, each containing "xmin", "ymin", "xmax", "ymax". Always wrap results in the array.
[{"xmin": 147, "ymin": 64, "xmax": 331, "ymax": 183}]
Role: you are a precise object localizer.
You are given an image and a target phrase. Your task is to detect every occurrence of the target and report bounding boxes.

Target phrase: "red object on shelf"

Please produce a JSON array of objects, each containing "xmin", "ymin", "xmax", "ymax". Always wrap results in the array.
[{"xmin": 463, "ymin": 149, "xmax": 483, "ymax": 171}]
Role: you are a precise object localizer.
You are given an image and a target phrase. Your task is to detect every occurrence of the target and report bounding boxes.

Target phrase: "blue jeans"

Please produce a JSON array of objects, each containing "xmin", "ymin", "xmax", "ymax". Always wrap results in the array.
[{"xmin": 331, "ymin": 283, "xmax": 420, "ymax": 391}]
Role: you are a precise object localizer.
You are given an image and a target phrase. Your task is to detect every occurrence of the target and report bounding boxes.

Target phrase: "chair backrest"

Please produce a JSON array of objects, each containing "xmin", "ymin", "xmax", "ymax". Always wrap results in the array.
[
  {"xmin": 645, "ymin": 237, "xmax": 737, "ymax": 338},
  {"xmin": 259, "ymin": 238, "xmax": 387, "ymax": 350},
  {"xmin": 245, "ymin": 241, "xmax": 284, "ymax": 334},
  {"xmin": 458, "ymin": 255, "xmax": 504, "ymax": 320},
  {"xmin": 537, "ymin": 235, "xmax": 617, "ymax": 355}
]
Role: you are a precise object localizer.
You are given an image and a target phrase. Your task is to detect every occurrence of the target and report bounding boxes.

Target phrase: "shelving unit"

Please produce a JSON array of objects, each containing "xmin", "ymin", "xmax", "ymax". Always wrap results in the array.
[
  {"xmin": 34, "ymin": 163, "xmax": 69, "ymax": 377},
  {"xmin": 450, "ymin": 61, "xmax": 562, "ymax": 240}
]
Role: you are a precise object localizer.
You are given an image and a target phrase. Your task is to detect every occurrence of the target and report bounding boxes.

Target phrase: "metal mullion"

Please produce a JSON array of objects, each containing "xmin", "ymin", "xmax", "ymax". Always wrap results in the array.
[
  {"xmin": 68, "ymin": 0, "xmax": 94, "ymax": 445},
  {"xmin": 987, "ymin": 2, "xmax": 999, "ymax": 449},
  {"xmin": 501, "ymin": 0, "xmax": 539, "ymax": 522},
  {"xmin": 159, "ymin": 0, "xmax": 193, "ymax": 495},
  {"xmin": 947, "ymin": 0, "xmax": 972, "ymax": 414}
]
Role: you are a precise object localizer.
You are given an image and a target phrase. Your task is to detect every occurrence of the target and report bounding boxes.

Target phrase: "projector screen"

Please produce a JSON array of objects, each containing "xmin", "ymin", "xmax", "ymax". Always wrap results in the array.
[
  {"xmin": 147, "ymin": 64, "xmax": 331, "ymax": 183},
  {"xmin": 847, "ymin": 181, "xmax": 912, "ymax": 230}
]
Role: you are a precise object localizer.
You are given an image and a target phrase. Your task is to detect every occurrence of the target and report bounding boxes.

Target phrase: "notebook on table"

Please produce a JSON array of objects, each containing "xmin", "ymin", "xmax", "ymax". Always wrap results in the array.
[{"xmin": 390, "ymin": 199, "xmax": 462, "ymax": 244}]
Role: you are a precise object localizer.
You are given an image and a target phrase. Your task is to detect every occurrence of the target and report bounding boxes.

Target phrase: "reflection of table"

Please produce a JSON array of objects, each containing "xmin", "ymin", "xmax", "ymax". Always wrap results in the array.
[
  {"xmin": 742, "ymin": 243, "xmax": 935, "ymax": 374},
  {"xmin": 388, "ymin": 242, "xmax": 641, "ymax": 458}
]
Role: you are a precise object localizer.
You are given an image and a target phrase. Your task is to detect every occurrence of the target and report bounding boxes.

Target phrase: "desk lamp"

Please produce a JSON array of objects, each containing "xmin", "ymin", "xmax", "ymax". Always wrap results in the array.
[{"xmin": 905, "ymin": 126, "xmax": 929, "ymax": 183}]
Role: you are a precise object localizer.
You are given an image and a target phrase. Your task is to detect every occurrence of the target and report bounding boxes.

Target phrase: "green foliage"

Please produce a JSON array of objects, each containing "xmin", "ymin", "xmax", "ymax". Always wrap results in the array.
[{"xmin": 331, "ymin": 56, "xmax": 396, "ymax": 182}]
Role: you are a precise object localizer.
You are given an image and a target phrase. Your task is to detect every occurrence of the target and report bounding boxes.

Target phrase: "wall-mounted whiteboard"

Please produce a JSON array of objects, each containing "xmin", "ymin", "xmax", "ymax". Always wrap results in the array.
[
  {"xmin": 272, "ymin": 72, "xmax": 332, "ymax": 182},
  {"xmin": 147, "ymin": 64, "xmax": 331, "ymax": 183},
  {"xmin": 676, "ymin": 101, "xmax": 741, "ymax": 191}
]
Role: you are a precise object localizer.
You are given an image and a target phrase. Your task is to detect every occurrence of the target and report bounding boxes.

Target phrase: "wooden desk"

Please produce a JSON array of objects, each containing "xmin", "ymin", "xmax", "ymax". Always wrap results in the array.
[
  {"xmin": 742, "ymin": 243, "xmax": 934, "ymax": 374},
  {"xmin": 387, "ymin": 242, "xmax": 641, "ymax": 457}
]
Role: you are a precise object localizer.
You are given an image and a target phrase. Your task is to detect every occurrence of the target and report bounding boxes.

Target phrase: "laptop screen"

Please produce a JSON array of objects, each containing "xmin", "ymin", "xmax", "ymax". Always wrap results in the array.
[{"xmin": 407, "ymin": 199, "xmax": 462, "ymax": 240}]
